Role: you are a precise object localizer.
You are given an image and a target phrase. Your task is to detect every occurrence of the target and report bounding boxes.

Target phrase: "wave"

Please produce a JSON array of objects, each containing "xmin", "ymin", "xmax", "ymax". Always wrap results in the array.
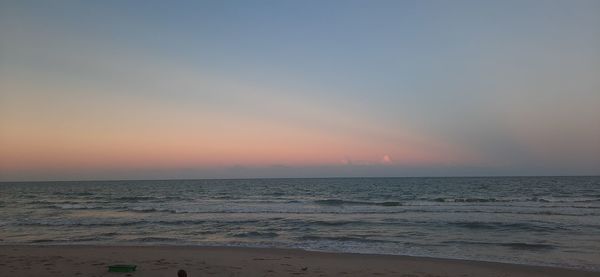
[
  {"xmin": 43, "ymin": 205, "xmax": 600, "ymax": 217},
  {"xmin": 190, "ymin": 230, "xmax": 218, "ymax": 235},
  {"xmin": 127, "ymin": 237, "xmax": 185, "ymax": 243},
  {"xmin": 53, "ymin": 191, "xmax": 95, "ymax": 196},
  {"xmin": 306, "ymin": 220, "xmax": 358, "ymax": 226},
  {"xmin": 29, "ymin": 239, "xmax": 56, "ymax": 243},
  {"xmin": 231, "ymin": 231, "xmax": 278, "ymax": 238},
  {"xmin": 314, "ymin": 199, "xmax": 402, "ymax": 207},
  {"xmin": 573, "ymin": 199, "xmax": 600, "ymax": 203},
  {"xmin": 449, "ymin": 221, "xmax": 562, "ymax": 232},
  {"xmin": 433, "ymin": 198, "xmax": 502, "ymax": 203},
  {"xmin": 50, "ymin": 204, "xmax": 109, "ymax": 210},
  {"xmin": 15, "ymin": 218, "xmax": 268, "ymax": 227},
  {"xmin": 155, "ymin": 220, "xmax": 206, "ymax": 226},
  {"xmin": 444, "ymin": 240, "xmax": 556, "ymax": 251},
  {"xmin": 98, "ymin": 232, "xmax": 119, "ymax": 236},
  {"xmin": 129, "ymin": 207, "xmax": 179, "ymax": 213},
  {"xmin": 114, "ymin": 196, "xmax": 159, "ymax": 201},
  {"xmin": 428, "ymin": 197, "xmax": 600, "ymax": 203},
  {"xmin": 501, "ymin": 242, "xmax": 556, "ymax": 250},
  {"xmin": 299, "ymin": 235, "xmax": 388, "ymax": 243},
  {"xmin": 42, "ymin": 204, "xmax": 186, "ymax": 213},
  {"xmin": 29, "ymin": 237, "xmax": 102, "ymax": 243},
  {"xmin": 109, "ymin": 195, "xmax": 189, "ymax": 202},
  {"xmin": 26, "ymin": 200, "xmax": 82, "ymax": 205},
  {"xmin": 17, "ymin": 220, "xmax": 145, "ymax": 227},
  {"xmin": 525, "ymin": 197, "xmax": 600, "ymax": 203},
  {"xmin": 213, "ymin": 195, "xmax": 240, "ymax": 200}
]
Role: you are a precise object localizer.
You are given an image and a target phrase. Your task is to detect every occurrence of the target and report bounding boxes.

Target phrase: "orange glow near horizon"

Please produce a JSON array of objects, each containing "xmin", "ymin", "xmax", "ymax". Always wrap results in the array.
[
  {"xmin": 0, "ymin": 89, "xmax": 478, "ymax": 176},
  {"xmin": 0, "ymin": 115, "xmax": 473, "ymax": 174}
]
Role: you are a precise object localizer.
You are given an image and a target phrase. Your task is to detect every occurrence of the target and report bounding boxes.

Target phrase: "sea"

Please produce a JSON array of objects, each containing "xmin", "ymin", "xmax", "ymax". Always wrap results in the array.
[{"xmin": 1, "ymin": 177, "xmax": 599, "ymax": 271}]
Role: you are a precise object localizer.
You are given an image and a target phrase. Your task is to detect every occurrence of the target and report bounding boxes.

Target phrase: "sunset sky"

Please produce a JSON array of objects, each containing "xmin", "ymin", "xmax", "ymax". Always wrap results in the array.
[{"xmin": 1, "ymin": 0, "xmax": 599, "ymax": 181}]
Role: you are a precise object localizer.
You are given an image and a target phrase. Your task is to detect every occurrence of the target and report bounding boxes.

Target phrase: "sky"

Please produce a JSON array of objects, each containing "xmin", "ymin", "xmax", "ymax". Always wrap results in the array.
[{"xmin": 1, "ymin": 0, "xmax": 599, "ymax": 181}]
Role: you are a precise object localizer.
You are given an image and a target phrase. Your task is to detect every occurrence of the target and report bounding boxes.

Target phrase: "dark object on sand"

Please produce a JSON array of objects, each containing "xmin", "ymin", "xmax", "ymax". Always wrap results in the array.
[
  {"xmin": 178, "ymin": 269, "xmax": 187, "ymax": 277},
  {"xmin": 108, "ymin": 264, "xmax": 137, "ymax": 272}
]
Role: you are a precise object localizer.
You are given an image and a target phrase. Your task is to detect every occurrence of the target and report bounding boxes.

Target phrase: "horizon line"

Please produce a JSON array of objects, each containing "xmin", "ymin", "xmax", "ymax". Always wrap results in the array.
[{"xmin": 1, "ymin": 175, "xmax": 598, "ymax": 183}]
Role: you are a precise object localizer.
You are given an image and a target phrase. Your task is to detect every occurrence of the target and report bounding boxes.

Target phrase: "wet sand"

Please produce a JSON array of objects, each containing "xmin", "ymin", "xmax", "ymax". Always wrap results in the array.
[{"xmin": 0, "ymin": 245, "xmax": 597, "ymax": 277}]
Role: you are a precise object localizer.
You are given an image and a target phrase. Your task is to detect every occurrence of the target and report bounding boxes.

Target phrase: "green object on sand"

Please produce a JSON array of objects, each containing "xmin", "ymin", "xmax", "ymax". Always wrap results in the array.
[{"xmin": 108, "ymin": 264, "xmax": 137, "ymax": 272}]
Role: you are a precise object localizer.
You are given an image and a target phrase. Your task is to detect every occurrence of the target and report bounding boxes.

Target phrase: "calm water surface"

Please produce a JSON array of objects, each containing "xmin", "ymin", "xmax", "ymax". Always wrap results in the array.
[{"xmin": 1, "ymin": 177, "xmax": 599, "ymax": 271}]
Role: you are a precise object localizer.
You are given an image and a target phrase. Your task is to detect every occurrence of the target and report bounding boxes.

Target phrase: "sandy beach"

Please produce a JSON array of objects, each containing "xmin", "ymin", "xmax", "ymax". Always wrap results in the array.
[{"xmin": 0, "ymin": 245, "xmax": 596, "ymax": 277}]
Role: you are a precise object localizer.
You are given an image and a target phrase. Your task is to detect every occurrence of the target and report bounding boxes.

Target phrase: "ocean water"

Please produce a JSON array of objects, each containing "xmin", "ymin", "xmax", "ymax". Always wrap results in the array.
[{"xmin": 1, "ymin": 177, "xmax": 599, "ymax": 271}]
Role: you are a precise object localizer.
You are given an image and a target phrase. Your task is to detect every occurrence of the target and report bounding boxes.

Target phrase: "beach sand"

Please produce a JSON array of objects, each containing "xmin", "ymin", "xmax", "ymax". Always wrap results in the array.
[{"xmin": 0, "ymin": 245, "xmax": 596, "ymax": 277}]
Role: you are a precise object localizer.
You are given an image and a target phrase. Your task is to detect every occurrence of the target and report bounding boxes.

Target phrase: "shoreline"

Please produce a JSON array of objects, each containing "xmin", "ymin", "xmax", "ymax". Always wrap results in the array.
[{"xmin": 1, "ymin": 245, "xmax": 597, "ymax": 277}]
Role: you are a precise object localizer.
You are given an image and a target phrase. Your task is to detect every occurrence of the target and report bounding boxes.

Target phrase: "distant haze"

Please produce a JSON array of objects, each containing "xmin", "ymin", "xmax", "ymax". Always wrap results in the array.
[{"xmin": 1, "ymin": 0, "xmax": 599, "ymax": 181}]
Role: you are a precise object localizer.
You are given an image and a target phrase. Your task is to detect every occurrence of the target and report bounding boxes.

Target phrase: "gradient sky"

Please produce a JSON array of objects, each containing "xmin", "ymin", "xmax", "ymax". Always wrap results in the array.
[{"xmin": 1, "ymin": 0, "xmax": 599, "ymax": 181}]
